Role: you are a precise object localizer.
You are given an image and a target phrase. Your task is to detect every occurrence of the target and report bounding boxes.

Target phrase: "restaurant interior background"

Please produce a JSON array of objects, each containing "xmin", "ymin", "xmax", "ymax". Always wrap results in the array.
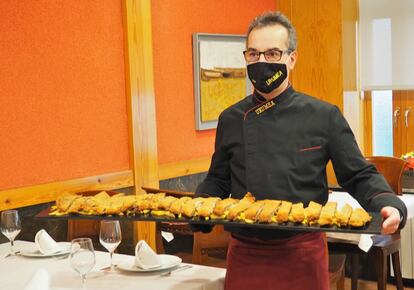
[{"xmin": 1, "ymin": 0, "xmax": 414, "ymax": 285}]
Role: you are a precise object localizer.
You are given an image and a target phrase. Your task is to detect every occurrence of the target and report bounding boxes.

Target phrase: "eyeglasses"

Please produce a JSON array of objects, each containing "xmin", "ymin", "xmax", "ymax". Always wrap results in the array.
[{"xmin": 243, "ymin": 48, "xmax": 290, "ymax": 62}]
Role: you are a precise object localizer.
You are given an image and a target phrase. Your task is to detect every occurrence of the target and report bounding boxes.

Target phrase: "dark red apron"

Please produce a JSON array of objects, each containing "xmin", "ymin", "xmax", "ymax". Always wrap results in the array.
[{"xmin": 224, "ymin": 232, "xmax": 329, "ymax": 290}]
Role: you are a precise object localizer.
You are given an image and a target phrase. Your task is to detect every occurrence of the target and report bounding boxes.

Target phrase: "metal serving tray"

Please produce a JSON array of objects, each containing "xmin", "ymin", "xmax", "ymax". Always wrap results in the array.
[{"xmin": 35, "ymin": 207, "xmax": 382, "ymax": 234}]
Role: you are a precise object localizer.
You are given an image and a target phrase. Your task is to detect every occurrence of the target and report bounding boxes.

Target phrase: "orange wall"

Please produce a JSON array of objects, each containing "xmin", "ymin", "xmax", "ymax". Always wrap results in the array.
[
  {"xmin": 152, "ymin": 0, "xmax": 276, "ymax": 165},
  {"xmin": 0, "ymin": 1, "xmax": 130, "ymax": 190}
]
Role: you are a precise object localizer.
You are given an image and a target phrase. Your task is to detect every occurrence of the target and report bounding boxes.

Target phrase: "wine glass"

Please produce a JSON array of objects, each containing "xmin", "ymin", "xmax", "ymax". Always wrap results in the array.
[
  {"xmin": 99, "ymin": 220, "xmax": 122, "ymax": 271},
  {"xmin": 70, "ymin": 238, "xmax": 96, "ymax": 289},
  {"xmin": 1, "ymin": 210, "xmax": 21, "ymax": 256}
]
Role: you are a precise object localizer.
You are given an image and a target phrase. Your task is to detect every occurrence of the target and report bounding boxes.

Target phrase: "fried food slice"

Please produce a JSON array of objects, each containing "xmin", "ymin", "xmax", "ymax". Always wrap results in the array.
[
  {"xmin": 242, "ymin": 200, "xmax": 266, "ymax": 223},
  {"xmin": 289, "ymin": 202, "xmax": 305, "ymax": 223},
  {"xmin": 159, "ymin": 196, "xmax": 178, "ymax": 210},
  {"xmin": 181, "ymin": 197, "xmax": 205, "ymax": 218},
  {"xmin": 169, "ymin": 196, "xmax": 192, "ymax": 216},
  {"xmin": 212, "ymin": 198, "xmax": 239, "ymax": 219},
  {"xmin": 318, "ymin": 202, "xmax": 337, "ymax": 226},
  {"xmin": 198, "ymin": 197, "xmax": 221, "ymax": 218},
  {"xmin": 55, "ymin": 193, "xmax": 79, "ymax": 212},
  {"xmin": 133, "ymin": 194, "xmax": 152, "ymax": 214},
  {"xmin": 274, "ymin": 201, "xmax": 292, "ymax": 223},
  {"xmin": 67, "ymin": 196, "xmax": 87, "ymax": 213},
  {"xmin": 149, "ymin": 193, "xmax": 167, "ymax": 210},
  {"xmin": 305, "ymin": 201, "xmax": 323, "ymax": 224},
  {"xmin": 104, "ymin": 194, "xmax": 130, "ymax": 215},
  {"xmin": 227, "ymin": 192, "xmax": 256, "ymax": 221},
  {"xmin": 119, "ymin": 195, "xmax": 137, "ymax": 212},
  {"xmin": 335, "ymin": 203, "xmax": 353, "ymax": 226},
  {"xmin": 151, "ymin": 195, "xmax": 178, "ymax": 218},
  {"xmin": 257, "ymin": 200, "xmax": 281, "ymax": 223},
  {"xmin": 348, "ymin": 208, "xmax": 372, "ymax": 227}
]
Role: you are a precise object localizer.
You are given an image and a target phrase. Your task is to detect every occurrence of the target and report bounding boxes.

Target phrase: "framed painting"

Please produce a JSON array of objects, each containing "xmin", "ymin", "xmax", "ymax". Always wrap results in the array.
[{"xmin": 193, "ymin": 33, "xmax": 251, "ymax": 130}]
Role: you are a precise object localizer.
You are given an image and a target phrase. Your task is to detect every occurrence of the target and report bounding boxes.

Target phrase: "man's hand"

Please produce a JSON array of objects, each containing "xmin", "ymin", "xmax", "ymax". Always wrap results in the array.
[{"xmin": 381, "ymin": 206, "xmax": 401, "ymax": 234}]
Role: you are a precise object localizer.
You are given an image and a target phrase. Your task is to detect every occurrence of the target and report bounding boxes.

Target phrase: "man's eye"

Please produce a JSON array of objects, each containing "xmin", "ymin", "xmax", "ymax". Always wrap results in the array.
[
  {"xmin": 248, "ymin": 51, "xmax": 259, "ymax": 57},
  {"xmin": 266, "ymin": 50, "xmax": 280, "ymax": 58}
]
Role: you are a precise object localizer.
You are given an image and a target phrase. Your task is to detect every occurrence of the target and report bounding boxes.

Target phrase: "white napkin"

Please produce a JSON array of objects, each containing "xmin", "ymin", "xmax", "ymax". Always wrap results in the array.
[
  {"xmin": 35, "ymin": 229, "xmax": 63, "ymax": 254},
  {"xmin": 134, "ymin": 240, "xmax": 162, "ymax": 269},
  {"xmin": 358, "ymin": 234, "xmax": 374, "ymax": 252},
  {"xmin": 23, "ymin": 268, "xmax": 50, "ymax": 290}
]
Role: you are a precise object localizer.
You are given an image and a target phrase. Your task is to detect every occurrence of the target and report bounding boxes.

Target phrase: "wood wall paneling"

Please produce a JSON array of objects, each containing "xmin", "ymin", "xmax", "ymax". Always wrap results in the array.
[
  {"xmin": 0, "ymin": 170, "xmax": 133, "ymax": 211},
  {"xmin": 159, "ymin": 157, "xmax": 211, "ymax": 180},
  {"xmin": 278, "ymin": 0, "xmax": 343, "ymax": 110},
  {"xmin": 342, "ymin": 0, "xmax": 358, "ymax": 92},
  {"xmin": 122, "ymin": 0, "xmax": 159, "ymax": 249},
  {"xmin": 363, "ymin": 91, "xmax": 373, "ymax": 156}
]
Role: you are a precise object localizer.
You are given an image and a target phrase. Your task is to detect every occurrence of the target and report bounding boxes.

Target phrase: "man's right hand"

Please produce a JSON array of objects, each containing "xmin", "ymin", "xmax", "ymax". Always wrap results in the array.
[{"xmin": 190, "ymin": 223, "xmax": 214, "ymax": 233}]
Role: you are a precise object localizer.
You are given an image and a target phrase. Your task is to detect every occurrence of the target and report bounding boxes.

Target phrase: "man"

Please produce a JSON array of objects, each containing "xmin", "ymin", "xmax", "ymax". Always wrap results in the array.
[{"xmin": 194, "ymin": 11, "xmax": 407, "ymax": 290}]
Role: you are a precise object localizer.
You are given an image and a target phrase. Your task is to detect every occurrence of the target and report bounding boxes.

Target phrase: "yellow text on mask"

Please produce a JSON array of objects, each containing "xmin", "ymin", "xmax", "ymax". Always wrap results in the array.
[{"xmin": 266, "ymin": 70, "xmax": 283, "ymax": 86}]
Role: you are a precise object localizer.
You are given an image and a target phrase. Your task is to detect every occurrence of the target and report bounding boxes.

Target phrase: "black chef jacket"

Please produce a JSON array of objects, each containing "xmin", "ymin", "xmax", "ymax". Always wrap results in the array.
[{"xmin": 195, "ymin": 86, "xmax": 407, "ymax": 240}]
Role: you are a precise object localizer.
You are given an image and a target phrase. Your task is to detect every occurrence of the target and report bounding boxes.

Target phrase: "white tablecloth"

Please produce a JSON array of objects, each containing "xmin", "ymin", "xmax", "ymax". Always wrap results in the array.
[{"xmin": 0, "ymin": 241, "xmax": 225, "ymax": 290}]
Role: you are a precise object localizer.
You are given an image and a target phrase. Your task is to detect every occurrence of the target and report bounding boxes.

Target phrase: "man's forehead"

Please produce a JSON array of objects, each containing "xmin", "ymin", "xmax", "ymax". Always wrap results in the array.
[{"xmin": 247, "ymin": 24, "xmax": 289, "ymax": 50}]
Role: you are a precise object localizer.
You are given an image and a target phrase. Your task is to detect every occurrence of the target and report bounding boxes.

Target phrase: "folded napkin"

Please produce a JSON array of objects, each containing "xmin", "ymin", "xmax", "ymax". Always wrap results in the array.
[
  {"xmin": 134, "ymin": 240, "xmax": 162, "ymax": 269},
  {"xmin": 358, "ymin": 234, "xmax": 374, "ymax": 252},
  {"xmin": 23, "ymin": 268, "xmax": 50, "ymax": 290},
  {"xmin": 35, "ymin": 229, "xmax": 63, "ymax": 254}
]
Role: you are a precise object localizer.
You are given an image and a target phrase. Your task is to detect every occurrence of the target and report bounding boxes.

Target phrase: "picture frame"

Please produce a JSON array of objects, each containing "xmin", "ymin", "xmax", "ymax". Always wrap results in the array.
[{"xmin": 193, "ymin": 33, "xmax": 251, "ymax": 130}]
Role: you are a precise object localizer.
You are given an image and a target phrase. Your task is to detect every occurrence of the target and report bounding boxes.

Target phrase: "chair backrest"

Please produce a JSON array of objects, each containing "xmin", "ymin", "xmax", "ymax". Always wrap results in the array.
[
  {"xmin": 365, "ymin": 156, "xmax": 407, "ymax": 195},
  {"xmin": 192, "ymin": 225, "xmax": 230, "ymax": 266}
]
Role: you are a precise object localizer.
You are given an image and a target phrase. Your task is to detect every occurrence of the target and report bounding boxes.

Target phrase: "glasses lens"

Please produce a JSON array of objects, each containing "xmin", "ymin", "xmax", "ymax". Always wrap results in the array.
[
  {"xmin": 244, "ymin": 50, "xmax": 259, "ymax": 62},
  {"xmin": 264, "ymin": 49, "xmax": 282, "ymax": 61}
]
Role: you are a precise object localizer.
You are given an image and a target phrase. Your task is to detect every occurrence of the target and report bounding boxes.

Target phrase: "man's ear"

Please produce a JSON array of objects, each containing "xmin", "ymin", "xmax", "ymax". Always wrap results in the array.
[{"xmin": 287, "ymin": 50, "xmax": 297, "ymax": 70}]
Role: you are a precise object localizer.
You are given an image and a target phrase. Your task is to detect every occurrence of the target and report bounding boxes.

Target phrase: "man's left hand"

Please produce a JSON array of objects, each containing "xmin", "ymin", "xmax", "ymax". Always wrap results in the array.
[{"xmin": 381, "ymin": 206, "xmax": 401, "ymax": 234}]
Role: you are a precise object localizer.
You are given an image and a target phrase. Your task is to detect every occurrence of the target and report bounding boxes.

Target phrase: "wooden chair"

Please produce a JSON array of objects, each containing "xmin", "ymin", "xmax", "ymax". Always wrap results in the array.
[
  {"xmin": 328, "ymin": 156, "xmax": 407, "ymax": 290},
  {"xmin": 192, "ymin": 225, "xmax": 229, "ymax": 268},
  {"xmin": 366, "ymin": 156, "xmax": 407, "ymax": 195}
]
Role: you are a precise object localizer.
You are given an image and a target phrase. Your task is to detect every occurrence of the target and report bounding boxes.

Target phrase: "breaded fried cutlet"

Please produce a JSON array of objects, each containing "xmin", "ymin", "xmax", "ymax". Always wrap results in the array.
[
  {"xmin": 348, "ymin": 208, "xmax": 372, "ymax": 227},
  {"xmin": 257, "ymin": 200, "xmax": 281, "ymax": 223},
  {"xmin": 159, "ymin": 196, "xmax": 178, "ymax": 210},
  {"xmin": 335, "ymin": 203, "xmax": 352, "ymax": 226},
  {"xmin": 275, "ymin": 201, "xmax": 292, "ymax": 223},
  {"xmin": 211, "ymin": 198, "xmax": 239, "ymax": 219},
  {"xmin": 181, "ymin": 197, "xmax": 205, "ymax": 218},
  {"xmin": 169, "ymin": 196, "xmax": 192, "ymax": 216},
  {"xmin": 227, "ymin": 192, "xmax": 256, "ymax": 221},
  {"xmin": 289, "ymin": 202, "xmax": 305, "ymax": 223},
  {"xmin": 242, "ymin": 200, "xmax": 266, "ymax": 223},
  {"xmin": 305, "ymin": 201, "xmax": 323, "ymax": 224},
  {"xmin": 318, "ymin": 202, "xmax": 337, "ymax": 226},
  {"xmin": 198, "ymin": 197, "xmax": 221, "ymax": 218}
]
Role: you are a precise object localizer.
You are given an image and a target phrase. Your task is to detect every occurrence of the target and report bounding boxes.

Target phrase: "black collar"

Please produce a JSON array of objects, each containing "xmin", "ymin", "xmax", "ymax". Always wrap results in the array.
[{"xmin": 253, "ymin": 85, "xmax": 294, "ymax": 105}]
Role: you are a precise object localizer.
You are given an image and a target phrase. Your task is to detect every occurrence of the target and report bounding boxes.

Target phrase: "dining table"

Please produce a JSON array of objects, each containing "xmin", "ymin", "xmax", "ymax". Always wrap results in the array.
[{"xmin": 0, "ymin": 241, "xmax": 226, "ymax": 290}]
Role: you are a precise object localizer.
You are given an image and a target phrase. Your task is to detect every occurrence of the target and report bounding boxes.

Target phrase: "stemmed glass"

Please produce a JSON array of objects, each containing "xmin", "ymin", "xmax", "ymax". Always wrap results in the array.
[
  {"xmin": 70, "ymin": 238, "xmax": 96, "ymax": 289},
  {"xmin": 99, "ymin": 220, "xmax": 122, "ymax": 271},
  {"xmin": 1, "ymin": 210, "xmax": 21, "ymax": 256}
]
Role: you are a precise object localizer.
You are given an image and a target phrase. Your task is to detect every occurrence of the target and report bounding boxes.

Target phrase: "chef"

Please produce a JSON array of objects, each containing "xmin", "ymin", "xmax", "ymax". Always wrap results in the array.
[{"xmin": 194, "ymin": 11, "xmax": 407, "ymax": 290}]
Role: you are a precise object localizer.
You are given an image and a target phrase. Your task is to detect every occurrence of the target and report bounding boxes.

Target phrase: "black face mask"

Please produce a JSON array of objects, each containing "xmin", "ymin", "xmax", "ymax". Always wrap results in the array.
[{"xmin": 247, "ymin": 62, "xmax": 287, "ymax": 94}]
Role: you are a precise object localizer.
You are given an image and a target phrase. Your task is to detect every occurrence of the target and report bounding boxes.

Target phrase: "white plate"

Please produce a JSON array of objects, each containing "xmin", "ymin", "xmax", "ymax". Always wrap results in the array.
[
  {"xmin": 117, "ymin": 254, "xmax": 182, "ymax": 272},
  {"xmin": 19, "ymin": 242, "xmax": 71, "ymax": 257}
]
